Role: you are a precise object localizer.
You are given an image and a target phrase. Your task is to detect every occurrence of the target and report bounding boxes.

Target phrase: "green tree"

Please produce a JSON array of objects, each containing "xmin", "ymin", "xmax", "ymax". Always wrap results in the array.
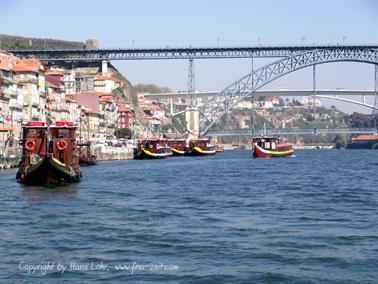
[
  {"xmin": 115, "ymin": 128, "xmax": 132, "ymax": 139},
  {"xmin": 333, "ymin": 134, "xmax": 347, "ymax": 149}
]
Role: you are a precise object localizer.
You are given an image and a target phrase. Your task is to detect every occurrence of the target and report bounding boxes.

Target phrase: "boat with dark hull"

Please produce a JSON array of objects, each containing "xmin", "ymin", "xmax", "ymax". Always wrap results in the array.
[
  {"xmin": 168, "ymin": 139, "xmax": 187, "ymax": 156},
  {"xmin": 186, "ymin": 139, "xmax": 216, "ymax": 156},
  {"xmin": 252, "ymin": 136, "xmax": 294, "ymax": 158},
  {"xmin": 16, "ymin": 122, "xmax": 81, "ymax": 184},
  {"xmin": 346, "ymin": 134, "xmax": 378, "ymax": 149},
  {"xmin": 134, "ymin": 138, "xmax": 172, "ymax": 159}
]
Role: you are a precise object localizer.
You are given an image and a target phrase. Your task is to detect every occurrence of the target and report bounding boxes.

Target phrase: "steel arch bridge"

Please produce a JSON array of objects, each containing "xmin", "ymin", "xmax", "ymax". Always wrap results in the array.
[
  {"xmin": 199, "ymin": 47, "xmax": 378, "ymax": 135},
  {"xmin": 315, "ymin": 95, "xmax": 376, "ymax": 109}
]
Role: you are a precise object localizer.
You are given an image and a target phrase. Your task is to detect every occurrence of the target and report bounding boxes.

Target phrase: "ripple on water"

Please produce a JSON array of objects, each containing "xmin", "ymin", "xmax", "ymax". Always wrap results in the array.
[{"xmin": 0, "ymin": 150, "xmax": 377, "ymax": 283}]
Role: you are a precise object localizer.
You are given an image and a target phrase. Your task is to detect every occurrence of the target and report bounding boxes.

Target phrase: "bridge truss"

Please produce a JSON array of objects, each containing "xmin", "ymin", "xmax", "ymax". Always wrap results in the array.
[
  {"xmin": 199, "ymin": 47, "xmax": 378, "ymax": 135},
  {"xmin": 10, "ymin": 45, "xmax": 378, "ymax": 61}
]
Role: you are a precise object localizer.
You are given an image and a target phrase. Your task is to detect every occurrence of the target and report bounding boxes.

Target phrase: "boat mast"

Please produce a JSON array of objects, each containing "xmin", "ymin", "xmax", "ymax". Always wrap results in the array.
[{"xmin": 45, "ymin": 84, "xmax": 52, "ymax": 151}]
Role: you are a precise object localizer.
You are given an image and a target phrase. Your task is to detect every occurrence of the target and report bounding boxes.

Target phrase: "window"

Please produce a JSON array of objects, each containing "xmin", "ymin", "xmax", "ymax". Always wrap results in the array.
[{"xmin": 271, "ymin": 142, "xmax": 276, "ymax": 149}]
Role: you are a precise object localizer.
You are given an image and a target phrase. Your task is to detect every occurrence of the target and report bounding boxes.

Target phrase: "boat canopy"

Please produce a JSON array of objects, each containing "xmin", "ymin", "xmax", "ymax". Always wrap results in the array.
[{"xmin": 26, "ymin": 121, "xmax": 45, "ymax": 127}]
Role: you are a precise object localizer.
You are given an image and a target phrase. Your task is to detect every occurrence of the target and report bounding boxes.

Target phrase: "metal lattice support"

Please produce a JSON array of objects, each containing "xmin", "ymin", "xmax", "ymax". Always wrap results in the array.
[
  {"xmin": 374, "ymin": 64, "xmax": 378, "ymax": 128},
  {"xmin": 200, "ymin": 47, "xmax": 378, "ymax": 135},
  {"xmin": 188, "ymin": 59, "xmax": 196, "ymax": 107}
]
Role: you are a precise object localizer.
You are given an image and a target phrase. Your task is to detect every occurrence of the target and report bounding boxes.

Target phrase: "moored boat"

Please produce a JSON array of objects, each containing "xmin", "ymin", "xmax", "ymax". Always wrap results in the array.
[
  {"xmin": 134, "ymin": 138, "xmax": 172, "ymax": 159},
  {"xmin": 16, "ymin": 121, "xmax": 82, "ymax": 184},
  {"xmin": 186, "ymin": 138, "xmax": 216, "ymax": 156},
  {"xmin": 346, "ymin": 134, "xmax": 378, "ymax": 149},
  {"xmin": 252, "ymin": 136, "xmax": 294, "ymax": 158},
  {"xmin": 168, "ymin": 139, "xmax": 187, "ymax": 156}
]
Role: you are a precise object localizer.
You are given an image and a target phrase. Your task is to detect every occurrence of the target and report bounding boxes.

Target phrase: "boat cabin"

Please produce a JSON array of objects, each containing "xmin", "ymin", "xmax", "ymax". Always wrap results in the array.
[
  {"xmin": 49, "ymin": 122, "xmax": 79, "ymax": 166},
  {"xmin": 138, "ymin": 138, "xmax": 170, "ymax": 154},
  {"xmin": 252, "ymin": 136, "xmax": 279, "ymax": 151},
  {"xmin": 189, "ymin": 138, "xmax": 215, "ymax": 151},
  {"xmin": 168, "ymin": 139, "xmax": 186, "ymax": 151},
  {"xmin": 21, "ymin": 122, "xmax": 48, "ymax": 167}
]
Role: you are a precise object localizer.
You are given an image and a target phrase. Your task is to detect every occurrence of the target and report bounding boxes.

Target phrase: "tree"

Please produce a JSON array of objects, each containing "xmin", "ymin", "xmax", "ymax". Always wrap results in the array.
[
  {"xmin": 115, "ymin": 128, "xmax": 132, "ymax": 139},
  {"xmin": 333, "ymin": 134, "xmax": 347, "ymax": 149},
  {"xmin": 345, "ymin": 112, "xmax": 374, "ymax": 128}
]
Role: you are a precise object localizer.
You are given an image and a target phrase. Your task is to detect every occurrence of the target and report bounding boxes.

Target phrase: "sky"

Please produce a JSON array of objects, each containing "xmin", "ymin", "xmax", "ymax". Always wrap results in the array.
[{"xmin": 1, "ymin": 0, "xmax": 378, "ymax": 113}]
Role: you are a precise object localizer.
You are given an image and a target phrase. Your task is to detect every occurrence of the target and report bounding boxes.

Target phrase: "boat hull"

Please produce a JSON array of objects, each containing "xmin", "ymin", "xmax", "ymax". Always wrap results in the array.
[
  {"xmin": 134, "ymin": 149, "xmax": 172, "ymax": 160},
  {"xmin": 17, "ymin": 157, "xmax": 81, "ymax": 184},
  {"xmin": 171, "ymin": 148, "xmax": 186, "ymax": 156},
  {"xmin": 79, "ymin": 155, "xmax": 97, "ymax": 166},
  {"xmin": 253, "ymin": 144, "xmax": 294, "ymax": 158},
  {"xmin": 346, "ymin": 140, "xmax": 378, "ymax": 149},
  {"xmin": 187, "ymin": 146, "xmax": 216, "ymax": 156}
]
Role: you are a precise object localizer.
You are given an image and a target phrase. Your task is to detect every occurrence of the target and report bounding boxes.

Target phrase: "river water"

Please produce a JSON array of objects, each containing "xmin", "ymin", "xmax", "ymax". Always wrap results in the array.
[{"xmin": 0, "ymin": 150, "xmax": 377, "ymax": 283}]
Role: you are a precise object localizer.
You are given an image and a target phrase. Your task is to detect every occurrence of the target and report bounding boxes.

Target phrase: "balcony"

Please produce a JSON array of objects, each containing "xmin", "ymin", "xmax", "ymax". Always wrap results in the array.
[
  {"xmin": 9, "ymin": 102, "xmax": 23, "ymax": 110},
  {"xmin": 15, "ymin": 77, "xmax": 38, "ymax": 85}
]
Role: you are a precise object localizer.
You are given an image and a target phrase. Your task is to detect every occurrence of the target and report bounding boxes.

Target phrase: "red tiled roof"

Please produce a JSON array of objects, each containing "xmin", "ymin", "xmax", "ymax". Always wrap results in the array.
[
  {"xmin": 74, "ymin": 91, "xmax": 113, "ymax": 98},
  {"xmin": 13, "ymin": 64, "xmax": 40, "ymax": 73},
  {"xmin": 46, "ymin": 81, "xmax": 60, "ymax": 89},
  {"xmin": 85, "ymin": 109, "xmax": 99, "ymax": 115},
  {"xmin": 73, "ymin": 93, "xmax": 100, "ymax": 113},
  {"xmin": 118, "ymin": 107, "xmax": 131, "ymax": 112},
  {"xmin": 45, "ymin": 71, "xmax": 64, "ymax": 76},
  {"xmin": 94, "ymin": 75, "xmax": 121, "ymax": 83},
  {"xmin": 46, "ymin": 74, "xmax": 61, "ymax": 89},
  {"xmin": 13, "ymin": 59, "xmax": 43, "ymax": 73},
  {"xmin": 100, "ymin": 96, "xmax": 114, "ymax": 102}
]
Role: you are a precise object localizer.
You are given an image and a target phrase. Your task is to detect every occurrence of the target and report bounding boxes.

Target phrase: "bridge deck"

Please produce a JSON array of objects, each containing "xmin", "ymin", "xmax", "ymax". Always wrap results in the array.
[
  {"xmin": 10, "ymin": 45, "xmax": 378, "ymax": 61},
  {"xmin": 204, "ymin": 128, "xmax": 378, "ymax": 137}
]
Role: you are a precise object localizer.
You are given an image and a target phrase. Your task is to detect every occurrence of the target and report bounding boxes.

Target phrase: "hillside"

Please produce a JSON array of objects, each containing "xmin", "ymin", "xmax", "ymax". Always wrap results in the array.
[{"xmin": 0, "ymin": 34, "xmax": 86, "ymax": 50}]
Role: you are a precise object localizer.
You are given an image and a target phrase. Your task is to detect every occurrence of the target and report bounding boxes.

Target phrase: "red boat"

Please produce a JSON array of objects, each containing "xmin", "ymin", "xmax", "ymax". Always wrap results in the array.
[
  {"xmin": 252, "ymin": 136, "xmax": 294, "ymax": 158},
  {"xmin": 186, "ymin": 138, "xmax": 216, "ymax": 156},
  {"xmin": 134, "ymin": 138, "xmax": 172, "ymax": 159},
  {"xmin": 16, "ymin": 121, "xmax": 82, "ymax": 184},
  {"xmin": 168, "ymin": 139, "xmax": 187, "ymax": 156}
]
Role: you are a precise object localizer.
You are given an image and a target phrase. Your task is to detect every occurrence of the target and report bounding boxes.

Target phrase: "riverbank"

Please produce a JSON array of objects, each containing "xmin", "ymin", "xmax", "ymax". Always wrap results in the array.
[{"xmin": 93, "ymin": 144, "xmax": 134, "ymax": 161}]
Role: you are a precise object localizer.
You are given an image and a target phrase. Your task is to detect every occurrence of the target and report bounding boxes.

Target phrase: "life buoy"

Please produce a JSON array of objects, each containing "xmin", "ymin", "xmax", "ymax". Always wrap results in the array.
[
  {"xmin": 56, "ymin": 139, "xmax": 68, "ymax": 151},
  {"xmin": 25, "ymin": 140, "xmax": 35, "ymax": 151}
]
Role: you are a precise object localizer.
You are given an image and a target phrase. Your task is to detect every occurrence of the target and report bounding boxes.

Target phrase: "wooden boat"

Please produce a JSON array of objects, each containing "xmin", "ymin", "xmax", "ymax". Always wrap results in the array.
[
  {"xmin": 134, "ymin": 138, "xmax": 172, "ymax": 159},
  {"xmin": 168, "ymin": 139, "xmax": 187, "ymax": 156},
  {"xmin": 252, "ymin": 136, "xmax": 294, "ymax": 158},
  {"xmin": 16, "ymin": 121, "xmax": 82, "ymax": 184},
  {"xmin": 346, "ymin": 134, "xmax": 378, "ymax": 149},
  {"xmin": 186, "ymin": 138, "xmax": 216, "ymax": 156},
  {"xmin": 78, "ymin": 142, "xmax": 97, "ymax": 166}
]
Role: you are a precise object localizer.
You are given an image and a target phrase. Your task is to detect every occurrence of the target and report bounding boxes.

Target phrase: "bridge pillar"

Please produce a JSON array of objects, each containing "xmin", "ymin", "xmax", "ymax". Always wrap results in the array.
[
  {"xmin": 101, "ymin": 60, "xmax": 108, "ymax": 75},
  {"xmin": 185, "ymin": 107, "xmax": 200, "ymax": 139}
]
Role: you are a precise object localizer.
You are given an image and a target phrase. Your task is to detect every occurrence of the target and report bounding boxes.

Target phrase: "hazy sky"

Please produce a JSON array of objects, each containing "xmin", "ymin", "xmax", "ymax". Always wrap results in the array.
[{"xmin": 1, "ymin": 0, "xmax": 378, "ymax": 113}]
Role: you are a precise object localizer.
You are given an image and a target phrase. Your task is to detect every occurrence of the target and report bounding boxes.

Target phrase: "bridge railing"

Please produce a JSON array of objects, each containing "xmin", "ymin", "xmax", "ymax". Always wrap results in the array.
[{"xmin": 204, "ymin": 128, "xmax": 378, "ymax": 137}]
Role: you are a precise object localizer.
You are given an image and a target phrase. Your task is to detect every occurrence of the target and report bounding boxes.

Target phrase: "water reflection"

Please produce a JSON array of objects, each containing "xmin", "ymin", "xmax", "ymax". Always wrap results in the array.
[{"xmin": 21, "ymin": 183, "xmax": 79, "ymax": 202}]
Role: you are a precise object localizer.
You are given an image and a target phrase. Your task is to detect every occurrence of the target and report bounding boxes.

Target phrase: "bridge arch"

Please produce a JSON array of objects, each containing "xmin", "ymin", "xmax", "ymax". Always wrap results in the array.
[
  {"xmin": 199, "ymin": 47, "xmax": 378, "ymax": 135},
  {"xmin": 316, "ymin": 95, "xmax": 376, "ymax": 109}
]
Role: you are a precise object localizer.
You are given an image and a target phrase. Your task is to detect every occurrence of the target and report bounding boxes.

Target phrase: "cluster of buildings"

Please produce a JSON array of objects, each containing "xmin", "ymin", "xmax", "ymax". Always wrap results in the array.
[
  {"xmin": 0, "ymin": 50, "xmax": 135, "ymax": 141},
  {"xmin": 236, "ymin": 96, "xmax": 321, "ymax": 110},
  {"xmin": 137, "ymin": 93, "xmax": 167, "ymax": 133}
]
